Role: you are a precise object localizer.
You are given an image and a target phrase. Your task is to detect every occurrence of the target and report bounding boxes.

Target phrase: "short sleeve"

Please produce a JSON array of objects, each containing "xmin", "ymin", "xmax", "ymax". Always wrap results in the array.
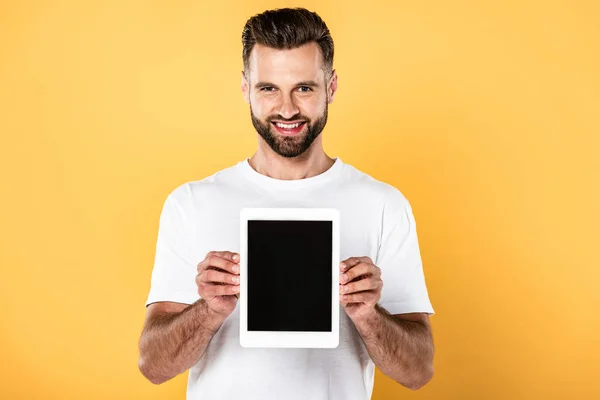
[
  {"xmin": 145, "ymin": 183, "xmax": 200, "ymax": 307},
  {"xmin": 375, "ymin": 189, "xmax": 434, "ymax": 315}
]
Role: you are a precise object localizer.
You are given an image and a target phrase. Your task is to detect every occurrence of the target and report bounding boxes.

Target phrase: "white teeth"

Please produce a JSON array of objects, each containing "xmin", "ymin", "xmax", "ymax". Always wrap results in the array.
[{"xmin": 275, "ymin": 122, "xmax": 302, "ymax": 129}]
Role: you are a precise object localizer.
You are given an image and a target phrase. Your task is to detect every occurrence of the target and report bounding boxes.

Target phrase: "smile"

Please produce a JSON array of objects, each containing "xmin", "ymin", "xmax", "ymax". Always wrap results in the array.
[
  {"xmin": 270, "ymin": 121, "xmax": 307, "ymax": 136},
  {"xmin": 273, "ymin": 121, "xmax": 305, "ymax": 129}
]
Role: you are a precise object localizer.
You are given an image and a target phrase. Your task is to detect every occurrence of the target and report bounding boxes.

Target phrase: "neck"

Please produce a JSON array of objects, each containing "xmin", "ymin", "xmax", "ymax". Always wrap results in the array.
[{"xmin": 248, "ymin": 142, "xmax": 335, "ymax": 181}]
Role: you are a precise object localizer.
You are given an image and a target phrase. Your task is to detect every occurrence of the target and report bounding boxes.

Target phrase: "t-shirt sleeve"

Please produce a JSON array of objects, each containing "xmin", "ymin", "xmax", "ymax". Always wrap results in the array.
[
  {"xmin": 145, "ymin": 183, "xmax": 200, "ymax": 307},
  {"xmin": 375, "ymin": 188, "xmax": 434, "ymax": 316}
]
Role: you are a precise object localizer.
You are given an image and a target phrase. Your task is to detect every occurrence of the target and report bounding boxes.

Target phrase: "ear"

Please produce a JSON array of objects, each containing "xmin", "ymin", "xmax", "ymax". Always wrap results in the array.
[
  {"xmin": 327, "ymin": 69, "xmax": 338, "ymax": 104},
  {"xmin": 241, "ymin": 70, "xmax": 250, "ymax": 104}
]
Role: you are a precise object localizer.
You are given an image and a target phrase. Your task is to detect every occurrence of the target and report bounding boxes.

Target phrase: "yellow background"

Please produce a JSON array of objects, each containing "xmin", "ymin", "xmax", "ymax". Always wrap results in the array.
[{"xmin": 1, "ymin": 0, "xmax": 598, "ymax": 399}]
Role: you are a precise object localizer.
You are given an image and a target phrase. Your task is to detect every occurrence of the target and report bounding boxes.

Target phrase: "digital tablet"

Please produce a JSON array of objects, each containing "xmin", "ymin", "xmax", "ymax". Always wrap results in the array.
[{"xmin": 239, "ymin": 208, "xmax": 340, "ymax": 348}]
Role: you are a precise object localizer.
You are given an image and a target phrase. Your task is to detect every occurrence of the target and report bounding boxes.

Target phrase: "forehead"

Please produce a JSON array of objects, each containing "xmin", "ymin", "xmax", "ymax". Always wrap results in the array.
[{"xmin": 247, "ymin": 42, "xmax": 325, "ymax": 84}]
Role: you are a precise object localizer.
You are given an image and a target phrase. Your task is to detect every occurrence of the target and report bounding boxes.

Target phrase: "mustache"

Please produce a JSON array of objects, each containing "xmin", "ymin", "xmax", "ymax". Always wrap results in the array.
[{"xmin": 266, "ymin": 115, "xmax": 309, "ymax": 123}]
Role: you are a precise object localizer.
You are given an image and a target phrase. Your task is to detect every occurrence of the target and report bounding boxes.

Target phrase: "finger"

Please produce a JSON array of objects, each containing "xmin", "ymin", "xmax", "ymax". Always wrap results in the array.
[
  {"xmin": 358, "ymin": 256, "xmax": 373, "ymax": 264},
  {"xmin": 210, "ymin": 251, "xmax": 240, "ymax": 263},
  {"xmin": 340, "ymin": 277, "xmax": 381, "ymax": 295},
  {"xmin": 202, "ymin": 269, "xmax": 240, "ymax": 285},
  {"xmin": 211, "ymin": 283, "xmax": 240, "ymax": 296},
  {"xmin": 341, "ymin": 262, "xmax": 378, "ymax": 283},
  {"xmin": 341, "ymin": 291, "xmax": 378, "ymax": 304},
  {"xmin": 198, "ymin": 251, "xmax": 239, "ymax": 272},
  {"xmin": 200, "ymin": 281, "xmax": 240, "ymax": 299},
  {"xmin": 209, "ymin": 252, "xmax": 240, "ymax": 274},
  {"xmin": 199, "ymin": 252, "xmax": 240, "ymax": 275},
  {"xmin": 340, "ymin": 257, "xmax": 362, "ymax": 271}
]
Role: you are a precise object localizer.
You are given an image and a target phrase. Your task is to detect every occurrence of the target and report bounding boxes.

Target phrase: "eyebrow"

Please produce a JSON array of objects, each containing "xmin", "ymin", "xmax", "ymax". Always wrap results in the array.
[{"xmin": 254, "ymin": 80, "xmax": 320, "ymax": 89}]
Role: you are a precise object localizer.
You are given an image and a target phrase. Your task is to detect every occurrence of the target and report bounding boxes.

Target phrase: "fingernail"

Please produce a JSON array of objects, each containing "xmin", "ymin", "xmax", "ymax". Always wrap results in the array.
[
  {"xmin": 340, "ymin": 263, "xmax": 346, "ymax": 270},
  {"xmin": 232, "ymin": 264, "xmax": 239, "ymax": 273},
  {"xmin": 341, "ymin": 274, "xmax": 348, "ymax": 283},
  {"xmin": 232, "ymin": 276, "xmax": 240, "ymax": 283},
  {"xmin": 233, "ymin": 254, "xmax": 239, "ymax": 261}
]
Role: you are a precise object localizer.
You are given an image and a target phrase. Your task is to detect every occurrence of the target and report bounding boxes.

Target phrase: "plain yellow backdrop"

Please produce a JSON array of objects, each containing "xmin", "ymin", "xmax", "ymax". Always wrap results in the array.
[{"xmin": 1, "ymin": 0, "xmax": 599, "ymax": 399}]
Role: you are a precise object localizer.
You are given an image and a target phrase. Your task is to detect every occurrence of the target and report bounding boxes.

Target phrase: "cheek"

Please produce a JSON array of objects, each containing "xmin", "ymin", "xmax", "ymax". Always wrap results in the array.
[
  {"xmin": 251, "ymin": 95, "xmax": 277, "ymax": 115},
  {"xmin": 301, "ymin": 97, "xmax": 326, "ymax": 117}
]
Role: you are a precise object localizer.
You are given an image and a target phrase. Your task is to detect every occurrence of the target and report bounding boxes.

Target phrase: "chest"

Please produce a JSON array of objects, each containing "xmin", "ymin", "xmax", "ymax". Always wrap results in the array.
[{"xmin": 191, "ymin": 194, "xmax": 381, "ymax": 265}]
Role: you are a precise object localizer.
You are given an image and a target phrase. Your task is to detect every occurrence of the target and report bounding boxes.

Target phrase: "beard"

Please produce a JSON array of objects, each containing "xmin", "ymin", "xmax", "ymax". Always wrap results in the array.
[{"xmin": 250, "ymin": 103, "xmax": 328, "ymax": 158}]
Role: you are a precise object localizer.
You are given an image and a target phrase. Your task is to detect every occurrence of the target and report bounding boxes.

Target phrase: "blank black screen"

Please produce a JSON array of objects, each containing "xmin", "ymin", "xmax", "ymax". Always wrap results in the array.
[{"xmin": 247, "ymin": 220, "xmax": 332, "ymax": 332}]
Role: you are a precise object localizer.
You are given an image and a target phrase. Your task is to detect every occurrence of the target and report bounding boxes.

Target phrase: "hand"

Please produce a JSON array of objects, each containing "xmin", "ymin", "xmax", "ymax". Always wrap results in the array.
[
  {"xmin": 196, "ymin": 251, "xmax": 241, "ymax": 317},
  {"xmin": 339, "ymin": 256, "xmax": 383, "ymax": 321}
]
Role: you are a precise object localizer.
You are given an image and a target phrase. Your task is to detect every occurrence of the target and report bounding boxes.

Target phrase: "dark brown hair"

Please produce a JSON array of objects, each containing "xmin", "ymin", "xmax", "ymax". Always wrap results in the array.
[{"xmin": 242, "ymin": 8, "xmax": 334, "ymax": 79}]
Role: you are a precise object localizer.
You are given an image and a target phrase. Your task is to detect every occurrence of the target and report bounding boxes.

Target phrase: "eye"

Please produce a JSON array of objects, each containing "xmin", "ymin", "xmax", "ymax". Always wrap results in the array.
[
  {"xmin": 298, "ymin": 86, "xmax": 312, "ymax": 92},
  {"xmin": 260, "ymin": 87, "xmax": 276, "ymax": 92}
]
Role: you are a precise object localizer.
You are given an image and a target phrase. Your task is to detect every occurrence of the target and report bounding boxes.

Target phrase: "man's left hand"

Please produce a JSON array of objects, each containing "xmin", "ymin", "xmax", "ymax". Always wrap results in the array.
[{"xmin": 339, "ymin": 256, "xmax": 383, "ymax": 321}]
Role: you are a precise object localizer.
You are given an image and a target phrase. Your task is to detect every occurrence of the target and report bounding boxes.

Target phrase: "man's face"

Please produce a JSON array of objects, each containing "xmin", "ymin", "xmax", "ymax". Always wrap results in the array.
[{"xmin": 241, "ymin": 42, "xmax": 337, "ymax": 158}]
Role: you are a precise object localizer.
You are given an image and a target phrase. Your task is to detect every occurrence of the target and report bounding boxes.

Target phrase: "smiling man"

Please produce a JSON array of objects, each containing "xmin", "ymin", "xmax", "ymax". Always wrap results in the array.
[
  {"xmin": 246, "ymin": 41, "xmax": 330, "ymax": 159},
  {"xmin": 139, "ymin": 7, "xmax": 435, "ymax": 400}
]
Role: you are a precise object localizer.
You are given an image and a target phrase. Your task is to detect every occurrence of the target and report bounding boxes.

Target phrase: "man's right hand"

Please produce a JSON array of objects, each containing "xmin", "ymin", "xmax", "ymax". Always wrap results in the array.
[{"xmin": 196, "ymin": 251, "xmax": 240, "ymax": 317}]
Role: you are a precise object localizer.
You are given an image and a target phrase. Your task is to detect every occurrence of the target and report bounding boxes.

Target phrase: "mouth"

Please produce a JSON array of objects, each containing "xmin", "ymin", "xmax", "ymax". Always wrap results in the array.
[{"xmin": 270, "ymin": 121, "xmax": 307, "ymax": 136}]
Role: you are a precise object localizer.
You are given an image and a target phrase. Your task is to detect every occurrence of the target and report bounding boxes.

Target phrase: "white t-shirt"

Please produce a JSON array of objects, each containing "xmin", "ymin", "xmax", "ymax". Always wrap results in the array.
[{"xmin": 145, "ymin": 157, "xmax": 434, "ymax": 400}]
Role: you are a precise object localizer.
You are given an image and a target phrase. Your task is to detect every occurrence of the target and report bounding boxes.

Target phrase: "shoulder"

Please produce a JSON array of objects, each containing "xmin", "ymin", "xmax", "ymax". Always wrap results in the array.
[
  {"xmin": 164, "ymin": 162, "xmax": 241, "ymax": 202},
  {"xmin": 341, "ymin": 162, "xmax": 410, "ymax": 208}
]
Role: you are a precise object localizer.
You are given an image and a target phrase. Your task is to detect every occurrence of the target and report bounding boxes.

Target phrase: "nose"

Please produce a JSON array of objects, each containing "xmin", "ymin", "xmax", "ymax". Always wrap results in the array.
[{"xmin": 276, "ymin": 92, "xmax": 300, "ymax": 120}]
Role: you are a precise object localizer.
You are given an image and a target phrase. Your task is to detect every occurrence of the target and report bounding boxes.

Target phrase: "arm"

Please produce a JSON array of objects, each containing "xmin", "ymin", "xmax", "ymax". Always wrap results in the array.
[
  {"xmin": 138, "ymin": 299, "xmax": 226, "ymax": 385},
  {"xmin": 352, "ymin": 306, "xmax": 434, "ymax": 390},
  {"xmin": 339, "ymin": 257, "xmax": 434, "ymax": 390}
]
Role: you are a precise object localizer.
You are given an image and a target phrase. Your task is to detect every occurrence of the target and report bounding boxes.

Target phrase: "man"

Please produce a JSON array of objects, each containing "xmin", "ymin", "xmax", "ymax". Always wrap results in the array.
[{"xmin": 138, "ymin": 7, "xmax": 434, "ymax": 400}]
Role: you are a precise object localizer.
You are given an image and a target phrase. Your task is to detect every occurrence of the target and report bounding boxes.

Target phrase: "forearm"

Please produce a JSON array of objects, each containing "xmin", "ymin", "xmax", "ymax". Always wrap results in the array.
[
  {"xmin": 138, "ymin": 299, "xmax": 225, "ymax": 384},
  {"xmin": 353, "ymin": 305, "xmax": 434, "ymax": 390}
]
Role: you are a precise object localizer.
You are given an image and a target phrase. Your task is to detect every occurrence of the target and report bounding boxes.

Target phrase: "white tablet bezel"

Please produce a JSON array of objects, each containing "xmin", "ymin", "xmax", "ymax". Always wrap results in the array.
[{"xmin": 239, "ymin": 208, "xmax": 340, "ymax": 348}]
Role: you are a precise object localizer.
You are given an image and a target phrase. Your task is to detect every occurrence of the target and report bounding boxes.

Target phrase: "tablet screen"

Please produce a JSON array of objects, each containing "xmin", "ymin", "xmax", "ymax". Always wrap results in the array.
[{"xmin": 247, "ymin": 220, "xmax": 332, "ymax": 332}]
